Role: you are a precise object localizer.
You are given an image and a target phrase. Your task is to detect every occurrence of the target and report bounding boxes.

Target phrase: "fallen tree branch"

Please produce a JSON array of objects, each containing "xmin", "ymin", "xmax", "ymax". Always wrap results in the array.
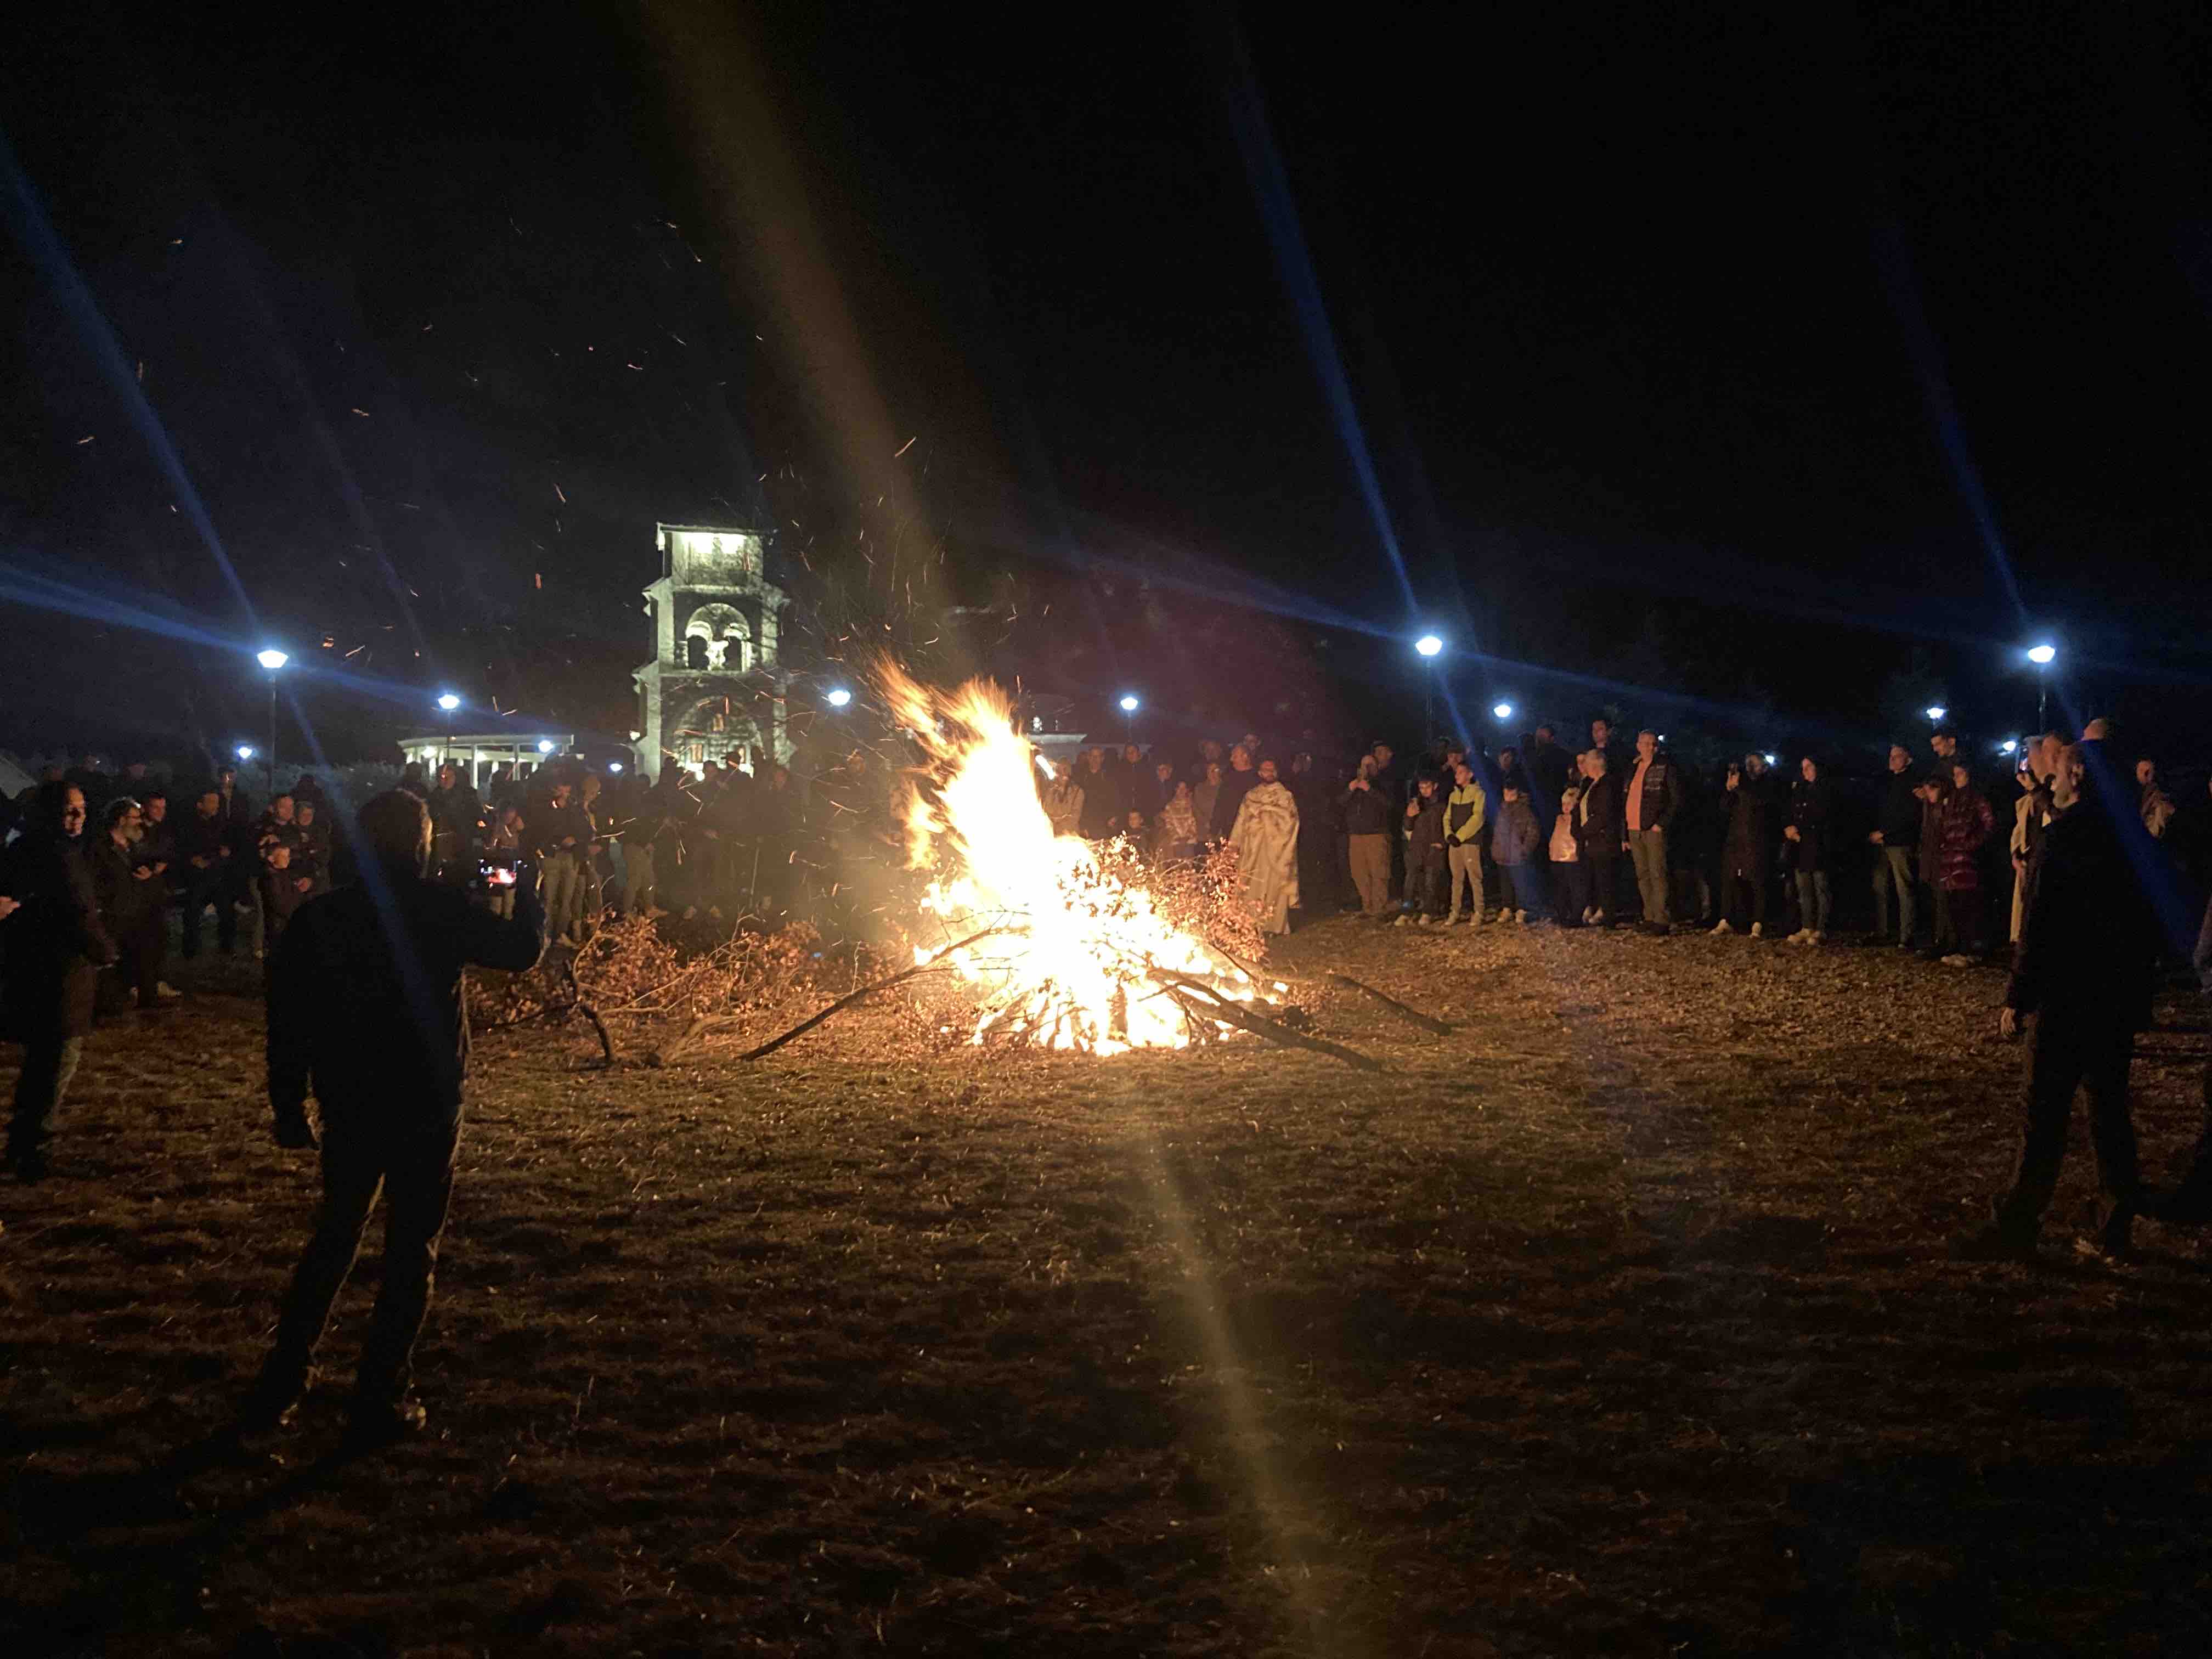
[
  {"xmin": 1324, "ymin": 972, "xmax": 1454, "ymax": 1035},
  {"xmin": 1146, "ymin": 972, "xmax": 1387, "ymax": 1072}
]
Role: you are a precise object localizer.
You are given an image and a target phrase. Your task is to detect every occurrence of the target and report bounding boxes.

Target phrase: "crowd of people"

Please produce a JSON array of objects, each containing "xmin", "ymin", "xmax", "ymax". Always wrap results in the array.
[{"xmin": 3, "ymin": 703, "xmax": 2212, "ymax": 1439}]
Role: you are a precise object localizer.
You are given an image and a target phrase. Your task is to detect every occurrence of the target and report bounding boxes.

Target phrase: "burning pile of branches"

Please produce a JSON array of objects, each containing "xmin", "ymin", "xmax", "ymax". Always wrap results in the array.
[{"xmin": 882, "ymin": 667, "xmax": 1277, "ymax": 1054}]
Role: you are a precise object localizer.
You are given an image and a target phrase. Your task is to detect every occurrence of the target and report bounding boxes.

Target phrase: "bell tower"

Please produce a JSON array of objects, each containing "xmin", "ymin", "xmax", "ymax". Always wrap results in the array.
[{"xmin": 634, "ymin": 523, "xmax": 789, "ymax": 780}]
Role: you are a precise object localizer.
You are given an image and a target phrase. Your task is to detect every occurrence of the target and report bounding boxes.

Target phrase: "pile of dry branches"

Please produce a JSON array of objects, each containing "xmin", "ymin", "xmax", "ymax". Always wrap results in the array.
[{"xmin": 470, "ymin": 916, "xmax": 864, "ymax": 1062}]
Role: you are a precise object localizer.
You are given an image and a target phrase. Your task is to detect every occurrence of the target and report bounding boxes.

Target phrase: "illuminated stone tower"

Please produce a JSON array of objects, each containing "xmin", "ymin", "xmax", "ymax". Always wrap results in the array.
[{"xmin": 633, "ymin": 523, "xmax": 789, "ymax": 780}]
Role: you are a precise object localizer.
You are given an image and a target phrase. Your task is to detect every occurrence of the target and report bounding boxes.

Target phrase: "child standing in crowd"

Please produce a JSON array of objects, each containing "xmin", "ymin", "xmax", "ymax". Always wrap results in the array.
[
  {"xmin": 1397, "ymin": 774, "xmax": 1448, "ymax": 926},
  {"xmin": 1492, "ymin": 782, "xmax": 1544, "ymax": 922},
  {"xmin": 256, "ymin": 840, "xmax": 309, "ymax": 967},
  {"xmin": 1549, "ymin": 763, "xmax": 1587, "ymax": 923},
  {"xmin": 1154, "ymin": 781, "xmax": 1201, "ymax": 863},
  {"xmin": 1442, "ymin": 760, "xmax": 1487, "ymax": 926}
]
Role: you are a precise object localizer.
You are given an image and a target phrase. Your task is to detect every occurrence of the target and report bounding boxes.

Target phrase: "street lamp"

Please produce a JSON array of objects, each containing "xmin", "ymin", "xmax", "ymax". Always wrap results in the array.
[
  {"xmin": 825, "ymin": 687, "xmax": 853, "ymax": 708},
  {"xmin": 537, "ymin": 740, "xmax": 556, "ymax": 754},
  {"xmin": 1413, "ymin": 634, "xmax": 1444, "ymax": 741},
  {"xmin": 1492, "ymin": 701, "xmax": 1514, "ymax": 723},
  {"xmin": 608, "ymin": 761, "xmax": 624, "ymax": 774},
  {"xmin": 255, "ymin": 648, "xmax": 288, "ymax": 795},
  {"xmin": 1118, "ymin": 692, "xmax": 1139, "ymax": 742},
  {"xmin": 235, "ymin": 745, "xmax": 255, "ymax": 764},
  {"xmin": 2000, "ymin": 739, "xmax": 2018, "ymax": 755},
  {"xmin": 1925, "ymin": 705, "xmax": 1947, "ymax": 724},
  {"xmin": 2025, "ymin": 642, "xmax": 2057, "ymax": 729},
  {"xmin": 437, "ymin": 692, "xmax": 460, "ymax": 765}
]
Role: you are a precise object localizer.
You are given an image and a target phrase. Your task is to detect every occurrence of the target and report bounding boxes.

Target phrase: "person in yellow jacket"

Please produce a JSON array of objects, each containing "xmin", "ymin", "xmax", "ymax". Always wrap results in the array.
[{"xmin": 1443, "ymin": 761, "xmax": 1488, "ymax": 926}]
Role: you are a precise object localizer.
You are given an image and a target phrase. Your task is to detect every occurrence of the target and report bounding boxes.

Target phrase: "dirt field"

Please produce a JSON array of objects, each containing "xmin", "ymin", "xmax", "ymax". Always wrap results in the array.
[{"xmin": 5, "ymin": 915, "xmax": 2211, "ymax": 1657}]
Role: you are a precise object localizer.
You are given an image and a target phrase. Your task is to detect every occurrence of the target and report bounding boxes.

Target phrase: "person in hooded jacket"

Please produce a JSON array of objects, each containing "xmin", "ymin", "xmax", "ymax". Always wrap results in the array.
[
  {"xmin": 1, "ymin": 782, "xmax": 115, "ymax": 1180},
  {"xmin": 1342, "ymin": 758, "xmax": 1395, "ymax": 918}
]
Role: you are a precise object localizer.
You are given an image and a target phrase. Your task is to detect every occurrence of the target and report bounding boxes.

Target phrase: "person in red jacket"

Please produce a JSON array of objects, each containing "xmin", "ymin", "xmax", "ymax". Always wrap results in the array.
[{"xmin": 1937, "ymin": 761, "xmax": 1996, "ymax": 966}]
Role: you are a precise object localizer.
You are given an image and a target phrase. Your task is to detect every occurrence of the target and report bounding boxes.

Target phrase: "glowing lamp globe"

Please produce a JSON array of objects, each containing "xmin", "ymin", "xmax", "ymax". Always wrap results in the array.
[
  {"xmin": 256, "ymin": 648, "xmax": 289, "ymax": 671},
  {"xmin": 2027, "ymin": 644, "xmax": 2057, "ymax": 665},
  {"xmin": 826, "ymin": 688, "xmax": 853, "ymax": 708},
  {"xmin": 437, "ymin": 692, "xmax": 460, "ymax": 711},
  {"xmin": 1414, "ymin": 634, "xmax": 1444, "ymax": 658},
  {"xmin": 608, "ymin": 761, "xmax": 624, "ymax": 774},
  {"xmin": 235, "ymin": 745, "xmax": 255, "ymax": 761},
  {"xmin": 1925, "ymin": 706, "xmax": 1947, "ymax": 723},
  {"xmin": 1492, "ymin": 702, "xmax": 1513, "ymax": 721},
  {"xmin": 537, "ymin": 740, "xmax": 555, "ymax": 754},
  {"xmin": 1119, "ymin": 695, "xmax": 1139, "ymax": 713}
]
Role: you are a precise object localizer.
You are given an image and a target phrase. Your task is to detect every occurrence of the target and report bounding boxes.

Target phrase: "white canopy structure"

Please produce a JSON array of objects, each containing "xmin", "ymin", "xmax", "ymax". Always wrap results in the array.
[{"xmin": 396, "ymin": 731, "xmax": 575, "ymax": 791}]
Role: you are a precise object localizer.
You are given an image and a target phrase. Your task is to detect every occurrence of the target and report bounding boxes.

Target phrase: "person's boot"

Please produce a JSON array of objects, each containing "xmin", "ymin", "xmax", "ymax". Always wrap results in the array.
[
  {"xmin": 1948, "ymin": 1219, "xmax": 2038, "ymax": 1262},
  {"xmin": 235, "ymin": 1361, "xmax": 312, "ymax": 1435},
  {"xmin": 343, "ymin": 1391, "xmax": 428, "ymax": 1448}
]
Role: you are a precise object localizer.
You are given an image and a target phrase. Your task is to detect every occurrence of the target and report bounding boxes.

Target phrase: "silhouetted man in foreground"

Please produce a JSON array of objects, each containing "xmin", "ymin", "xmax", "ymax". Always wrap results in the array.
[
  {"xmin": 239, "ymin": 788, "xmax": 544, "ymax": 1444},
  {"xmin": 1952, "ymin": 744, "xmax": 2159, "ymax": 1265}
]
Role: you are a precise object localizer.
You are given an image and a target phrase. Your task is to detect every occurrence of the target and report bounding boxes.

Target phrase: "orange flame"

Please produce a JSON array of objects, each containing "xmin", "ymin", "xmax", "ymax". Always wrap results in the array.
[{"xmin": 883, "ymin": 667, "xmax": 1255, "ymax": 1052}]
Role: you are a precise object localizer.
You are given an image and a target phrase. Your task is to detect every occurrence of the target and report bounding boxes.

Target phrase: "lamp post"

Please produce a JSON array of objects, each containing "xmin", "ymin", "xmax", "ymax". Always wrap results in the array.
[
  {"xmin": 256, "ymin": 649, "xmax": 289, "ymax": 796},
  {"xmin": 1925, "ymin": 704, "xmax": 1947, "ymax": 725},
  {"xmin": 1414, "ymin": 634, "xmax": 1444, "ymax": 743},
  {"xmin": 2025, "ymin": 643, "xmax": 2057, "ymax": 731},
  {"xmin": 1118, "ymin": 693, "xmax": 1139, "ymax": 743},
  {"xmin": 1492, "ymin": 701, "xmax": 1514, "ymax": 724},
  {"xmin": 825, "ymin": 687, "xmax": 853, "ymax": 709},
  {"xmin": 437, "ymin": 692, "xmax": 460, "ymax": 766}
]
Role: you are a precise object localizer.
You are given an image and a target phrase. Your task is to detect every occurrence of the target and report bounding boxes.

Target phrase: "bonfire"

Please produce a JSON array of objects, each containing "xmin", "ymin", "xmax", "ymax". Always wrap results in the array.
[{"xmin": 881, "ymin": 667, "xmax": 1273, "ymax": 1053}]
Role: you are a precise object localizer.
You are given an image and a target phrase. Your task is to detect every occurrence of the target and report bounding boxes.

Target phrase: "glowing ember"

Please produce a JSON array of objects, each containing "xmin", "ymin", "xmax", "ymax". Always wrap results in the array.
[{"xmin": 881, "ymin": 667, "xmax": 1261, "ymax": 1053}]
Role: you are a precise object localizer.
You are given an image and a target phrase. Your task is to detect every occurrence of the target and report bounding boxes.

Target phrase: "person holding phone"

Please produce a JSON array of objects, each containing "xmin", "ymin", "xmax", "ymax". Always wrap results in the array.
[{"xmin": 238, "ymin": 789, "xmax": 545, "ymax": 1444}]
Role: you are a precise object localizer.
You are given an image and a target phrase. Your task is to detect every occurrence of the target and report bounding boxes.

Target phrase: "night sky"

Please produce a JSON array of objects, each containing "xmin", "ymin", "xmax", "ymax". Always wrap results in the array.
[{"xmin": 5, "ymin": 3, "xmax": 2211, "ymax": 771}]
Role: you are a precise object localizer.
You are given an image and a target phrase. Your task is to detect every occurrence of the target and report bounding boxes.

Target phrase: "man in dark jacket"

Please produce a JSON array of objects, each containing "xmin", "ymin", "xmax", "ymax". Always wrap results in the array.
[
  {"xmin": 1953, "ymin": 746, "xmax": 2160, "ymax": 1263},
  {"xmin": 427, "ymin": 764, "xmax": 486, "ymax": 884},
  {"xmin": 1870, "ymin": 744, "xmax": 1922, "ymax": 947},
  {"xmin": 1075, "ymin": 747, "xmax": 1122, "ymax": 840},
  {"xmin": 176, "ymin": 789, "xmax": 238, "ymax": 957},
  {"xmin": 1526, "ymin": 726, "xmax": 1572, "ymax": 832},
  {"xmin": 1, "ymin": 783, "xmax": 115, "ymax": 1180},
  {"xmin": 239, "ymin": 789, "xmax": 545, "ymax": 1442},
  {"xmin": 1211, "ymin": 744, "xmax": 1260, "ymax": 842},
  {"xmin": 1622, "ymin": 730, "xmax": 1683, "ymax": 933}
]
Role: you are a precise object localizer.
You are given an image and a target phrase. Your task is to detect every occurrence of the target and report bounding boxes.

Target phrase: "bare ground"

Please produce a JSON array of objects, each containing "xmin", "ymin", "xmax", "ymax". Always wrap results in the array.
[{"xmin": 4, "ymin": 915, "xmax": 2211, "ymax": 1657}]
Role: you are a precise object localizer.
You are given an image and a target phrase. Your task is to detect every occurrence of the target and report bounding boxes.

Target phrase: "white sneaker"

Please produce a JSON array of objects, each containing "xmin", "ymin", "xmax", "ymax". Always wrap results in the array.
[
  {"xmin": 1392, "ymin": 915, "xmax": 1410, "ymax": 928},
  {"xmin": 1750, "ymin": 922, "xmax": 1763, "ymax": 939},
  {"xmin": 1591, "ymin": 911, "xmax": 1607, "ymax": 927},
  {"xmin": 1711, "ymin": 920, "xmax": 1733, "ymax": 935},
  {"xmin": 155, "ymin": 982, "xmax": 182, "ymax": 1000},
  {"xmin": 1416, "ymin": 916, "xmax": 1434, "ymax": 927},
  {"xmin": 1939, "ymin": 952, "xmax": 1971, "ymax": 968},
  {"xmin": 1785, "ymin": 930, "xmax": 1807, "ymax": 944},
  {"xmin": 1581, "ymin": 907, "xmax": 1595, "ymax": 924},
  {"xmin": 1810, "ymin": 932, "xmax": 1825, "ymax": 945},
  {"xmin": 1515, "ymin": 910, "xmax": 1529, "ymax": 924}
]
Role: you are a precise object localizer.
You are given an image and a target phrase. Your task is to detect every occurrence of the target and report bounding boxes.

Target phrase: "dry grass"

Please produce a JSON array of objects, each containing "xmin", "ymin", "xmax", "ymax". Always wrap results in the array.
[{"xmin": 4, "ymin": 915, "xmax": 2211, "ymax": 1656}]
